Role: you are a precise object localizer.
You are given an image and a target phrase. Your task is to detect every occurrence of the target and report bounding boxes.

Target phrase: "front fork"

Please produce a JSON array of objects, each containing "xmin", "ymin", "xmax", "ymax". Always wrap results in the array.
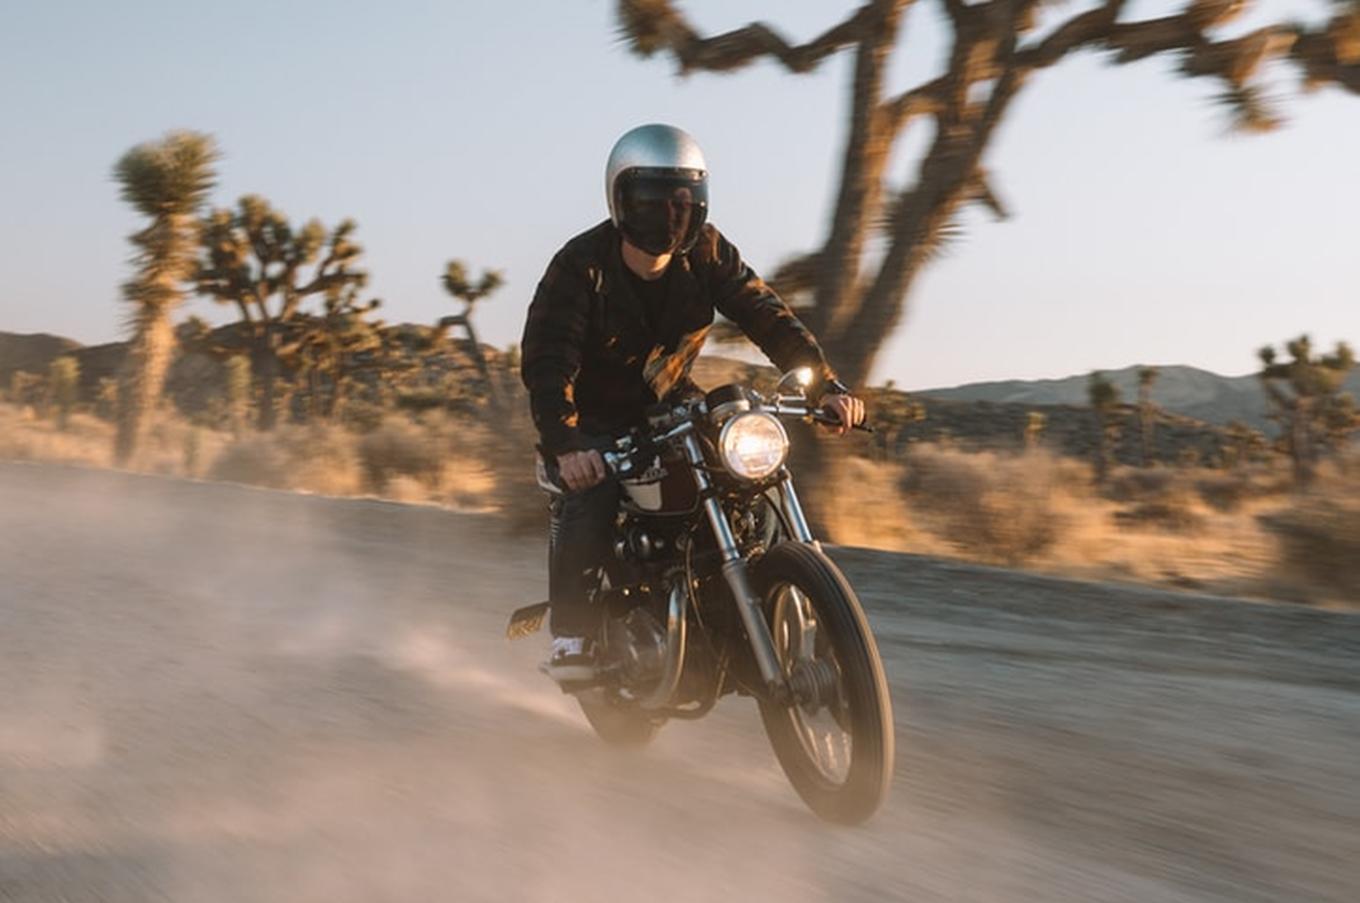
[{"xmin": 681, "ymin": 435, "xmax": 813, "ymax": 700}]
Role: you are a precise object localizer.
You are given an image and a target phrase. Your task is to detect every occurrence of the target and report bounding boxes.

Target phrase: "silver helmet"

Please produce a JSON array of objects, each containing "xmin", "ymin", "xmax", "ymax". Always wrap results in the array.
[{"xmin": 605, "ymin": 124, "xmax": 709, "ymax": 256}]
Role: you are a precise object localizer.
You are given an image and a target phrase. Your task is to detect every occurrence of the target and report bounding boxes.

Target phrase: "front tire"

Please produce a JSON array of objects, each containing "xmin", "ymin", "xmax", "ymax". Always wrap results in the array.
[{"xmin": 754, "ymin": 542, "xmax": 894, "ymax": 824}]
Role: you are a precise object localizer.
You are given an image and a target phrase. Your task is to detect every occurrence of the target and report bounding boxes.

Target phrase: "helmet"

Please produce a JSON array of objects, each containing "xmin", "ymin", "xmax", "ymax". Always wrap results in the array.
[{"xmin": 605, "ymin": 124, "xmax": 709, "ymax": 256}]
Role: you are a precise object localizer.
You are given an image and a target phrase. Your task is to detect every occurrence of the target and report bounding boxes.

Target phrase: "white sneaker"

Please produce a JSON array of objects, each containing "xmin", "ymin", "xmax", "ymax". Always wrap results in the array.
[{"xmin": 543, "ymin": 636, "xmax": 596, "ymax": 684}]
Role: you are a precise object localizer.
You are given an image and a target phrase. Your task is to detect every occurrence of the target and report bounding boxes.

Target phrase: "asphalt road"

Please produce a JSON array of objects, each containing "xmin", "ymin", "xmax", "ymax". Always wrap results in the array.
[{"xmin": 1, "ymin": 461, "xmax": 1357, "ymax": 902}]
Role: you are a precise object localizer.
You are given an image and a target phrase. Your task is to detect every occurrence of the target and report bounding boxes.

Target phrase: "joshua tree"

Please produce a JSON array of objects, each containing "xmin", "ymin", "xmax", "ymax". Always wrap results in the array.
[
  {"xmin": 112, "ymin": 131, "xmax": 218, "ymax": 463},
  {"xmin": 439, "ymin": 260, "xmax": 505, "ymax": 406},
  {"xmin": 197, "ymin": 195, "xmax": 373, "ymax": 429},
  {"xmin": 617, "ymin": 1, "xmax": 1360, "ymax": 391},
  {"xmin": 1258, "ymin": 335, "xmax": 1357, "ymax": 485},
  {"xmin": 1024, "ymin": 409, "xmax": 1047, "ymax": 451},
  {"xmin": 1136, "ymin": 365, "xmax": 1159, "ymax": 466},
  {"xmin": 288, "ymin": 290, "xmax": 384, "ymax": 420},
  {"xmin": 617, "ymin": 0, "xmax": 1360, "ymax": 526},
  {"xmin": 1088, "ymin": 370, "xmax": 1121, "ymax": 483},
  {"xmin": 48, "ymin": 356, "xmax": 80, "ymax": 430}
]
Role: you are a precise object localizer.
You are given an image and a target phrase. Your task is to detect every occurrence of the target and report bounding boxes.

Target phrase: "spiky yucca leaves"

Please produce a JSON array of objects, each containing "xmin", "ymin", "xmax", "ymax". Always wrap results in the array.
[
  {"xmin": 197, "ymin": 196, "xmax": 372, "ymax": 429},
  {"xmin": 112, "ymin": 131, "xmax": 218, "ymax": 464},
  {"xmin": 48, "ymin": 356, "xmax": 80, "ymax": 431},
  {"xmin": 440, "ymin": 260, "xmax": 505, "ymax": 407},
  {"xmin": 1259, "ymin": 335, "xmax": 1358, "ymax": 485}
]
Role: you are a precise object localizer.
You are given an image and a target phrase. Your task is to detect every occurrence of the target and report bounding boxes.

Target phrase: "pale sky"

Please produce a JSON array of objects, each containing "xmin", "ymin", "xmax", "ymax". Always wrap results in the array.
[{"xmin": 1, "ymin": 0, "xmax": 1355, "ymax": 389}]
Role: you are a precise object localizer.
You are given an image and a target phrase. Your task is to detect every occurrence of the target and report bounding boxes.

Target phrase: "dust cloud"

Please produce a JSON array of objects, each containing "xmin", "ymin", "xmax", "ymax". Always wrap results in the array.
[{"xmin": 1, "ymin": 461, "xmax": 1358, "ymax": 902}]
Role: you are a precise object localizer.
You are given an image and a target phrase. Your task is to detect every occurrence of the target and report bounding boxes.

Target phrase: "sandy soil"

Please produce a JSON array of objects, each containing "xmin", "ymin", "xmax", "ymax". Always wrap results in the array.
[{"xmin": 1, "ymin": 461, "xmax": 1357, "ymax": 902}]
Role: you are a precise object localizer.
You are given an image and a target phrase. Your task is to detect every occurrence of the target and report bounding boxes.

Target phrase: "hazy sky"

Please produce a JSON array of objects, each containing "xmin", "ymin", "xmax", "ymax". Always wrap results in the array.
[{"xmin": 2, "ymin": 0, "xmax": 1355, "ymax": 389}]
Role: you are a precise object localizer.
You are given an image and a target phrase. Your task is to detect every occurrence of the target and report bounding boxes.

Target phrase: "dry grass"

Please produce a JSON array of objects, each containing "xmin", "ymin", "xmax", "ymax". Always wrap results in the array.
[
  {"xmin": 0, "ymin": 406, "xmax": 113, "ymax": 468},
  {"xmin": 896, "ymin": 446, "xmax": 1086, "ymax": 566},
  {"xmin": 0, "ymin": 402, "xmax": 506, "ymax": 514},
  {"xmin": 209, "ymin": 423, "xmax": 366, "ymax": 497},
  {"xmin": 3, "ymin": 400, "xmax": 1351, "ymax": 606},
  {"xmin": 1259, "ymin": 455, "xmax": 1360, "ymax": 606},
  {"xmin": 819, "ymin": 444, "xmax": 1303, "ymax": 601},
  {"xmin": 819, "ymin": 456, "xmax": 947, "ymax": 556}
]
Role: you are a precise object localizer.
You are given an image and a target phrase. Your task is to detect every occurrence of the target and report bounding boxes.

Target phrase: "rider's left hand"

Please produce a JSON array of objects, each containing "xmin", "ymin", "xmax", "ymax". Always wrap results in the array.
[{"xmin": 820, "ymin": 393, "xmax": 865, "ymax": 437}]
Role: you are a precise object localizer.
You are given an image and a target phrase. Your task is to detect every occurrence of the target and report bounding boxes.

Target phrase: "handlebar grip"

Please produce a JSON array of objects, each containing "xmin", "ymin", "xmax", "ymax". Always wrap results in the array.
[{"xmin": 812, "ymin": 406, "xmax": 875, "ymax": 434}]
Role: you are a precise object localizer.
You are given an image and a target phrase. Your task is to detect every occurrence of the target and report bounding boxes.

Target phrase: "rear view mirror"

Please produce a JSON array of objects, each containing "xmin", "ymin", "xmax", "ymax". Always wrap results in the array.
[{"xmin": 776, "ymin": 367, "xmax": 815, "ymax": 394}]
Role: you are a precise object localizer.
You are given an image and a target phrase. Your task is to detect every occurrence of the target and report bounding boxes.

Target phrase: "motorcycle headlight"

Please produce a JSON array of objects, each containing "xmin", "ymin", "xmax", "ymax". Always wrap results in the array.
[{"xmin": 719, "ymin": 412, "xmax": 789, "ymax": 481}]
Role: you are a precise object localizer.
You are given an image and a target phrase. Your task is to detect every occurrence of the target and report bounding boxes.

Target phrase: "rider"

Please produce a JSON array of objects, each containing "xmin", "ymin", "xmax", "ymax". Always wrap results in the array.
[{"xmin": 520, "ymin": 123, "xmax": 865, "ymax": 682}]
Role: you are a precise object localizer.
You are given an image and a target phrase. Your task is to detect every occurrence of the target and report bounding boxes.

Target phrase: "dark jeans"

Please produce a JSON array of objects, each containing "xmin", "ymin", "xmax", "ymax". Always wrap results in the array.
[{"xmin": 547, "ymin": 444, "xmax": 621, "ymax": 639}]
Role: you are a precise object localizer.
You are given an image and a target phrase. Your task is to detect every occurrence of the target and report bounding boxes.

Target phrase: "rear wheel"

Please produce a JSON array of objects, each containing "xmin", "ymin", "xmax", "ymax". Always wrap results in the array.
[
  {"xmin": 577, "ymin": 691, "xmax": 663, "ymax": 748},
  {"xmin": 754, "ymin": 542, "xmax": 894, "ymax": 824},
  {"xmin": 574, "ymin": 566, "xmax": 664, "ymax": 748}
]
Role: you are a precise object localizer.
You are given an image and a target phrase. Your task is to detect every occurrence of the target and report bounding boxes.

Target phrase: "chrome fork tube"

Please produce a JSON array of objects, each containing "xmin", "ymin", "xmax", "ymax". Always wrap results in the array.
[
  {"xmin": 777, "ymin": 474, "xmax": 818, "ymax": 546},
  {"xmin": 682, "ymin": 434, "xmax": 785, "ymax": 689}
]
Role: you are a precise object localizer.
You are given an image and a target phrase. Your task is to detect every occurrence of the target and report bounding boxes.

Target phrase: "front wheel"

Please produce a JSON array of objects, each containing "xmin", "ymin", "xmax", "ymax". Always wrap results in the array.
[{"xmin": 754, "ymin": 542, "xmax": 894, "ymax": 824}]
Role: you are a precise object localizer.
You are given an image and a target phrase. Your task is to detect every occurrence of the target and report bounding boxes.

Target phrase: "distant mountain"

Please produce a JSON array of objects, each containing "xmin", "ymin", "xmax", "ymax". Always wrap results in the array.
[
  {"xmin": 917, "ymin": 364, "xmax": 1360, "ymax": 430},
  {"xmin": 0, "ymin": 332, "xmax": 82, "ymax": 377}
]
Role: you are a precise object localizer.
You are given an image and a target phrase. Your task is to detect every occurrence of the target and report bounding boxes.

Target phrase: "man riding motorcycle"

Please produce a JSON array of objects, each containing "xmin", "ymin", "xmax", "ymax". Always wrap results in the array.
[{"xmin": 520, "ymin": 123, "xmax": 865, "ymax": 682}]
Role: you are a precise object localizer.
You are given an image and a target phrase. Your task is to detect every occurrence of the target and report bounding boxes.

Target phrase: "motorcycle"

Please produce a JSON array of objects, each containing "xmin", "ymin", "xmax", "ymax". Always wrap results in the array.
[{"xmin": 507, "ymin": 368, "xmax": 893, "ymax": 824}]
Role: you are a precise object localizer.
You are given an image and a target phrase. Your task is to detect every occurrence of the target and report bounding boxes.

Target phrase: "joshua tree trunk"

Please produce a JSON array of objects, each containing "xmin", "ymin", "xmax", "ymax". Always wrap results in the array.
[
  {"xmin": 1093, "ymin": 410, "xmax": 1112, "ymax": 485},
  {"xmin": 115, "ymin": 313, "xmax": 176, "ymax": 463},
  {"xmin": 254, "ymin": 331, "xmax": 283, "ymax": 431},
  {"xmin": 114, "ymin": 211, "xmax": 198, "ymax": 465},
  {"xmin": 1291, "ymin": 399, "xmax": 1315, "ymax": 486}
]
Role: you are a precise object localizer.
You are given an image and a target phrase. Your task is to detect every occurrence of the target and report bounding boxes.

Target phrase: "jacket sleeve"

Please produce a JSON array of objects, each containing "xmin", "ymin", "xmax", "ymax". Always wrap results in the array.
[
  {"xmin": 706, "ymin": 228, "xmax": 839, "ymax": 392},
  {"xmin": 520, "ymin": 250, "xmax": 591, "ymax": 457}
]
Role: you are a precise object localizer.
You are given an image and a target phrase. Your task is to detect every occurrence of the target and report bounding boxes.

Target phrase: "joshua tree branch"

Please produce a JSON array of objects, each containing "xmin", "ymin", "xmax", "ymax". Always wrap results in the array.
[
  {"xmin": 813, "ymin": 0, "xmax": 911, "ymax": 340},
  {"xmin": 616, "ymin": 0, "xmax": 895, "ymax": 75}
]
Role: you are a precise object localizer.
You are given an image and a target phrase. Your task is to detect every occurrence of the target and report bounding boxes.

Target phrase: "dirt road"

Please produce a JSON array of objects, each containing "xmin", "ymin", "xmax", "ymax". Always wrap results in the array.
[{"xmin": 1, "ymin": 461, "xmax": 1357, "ymax": 902}]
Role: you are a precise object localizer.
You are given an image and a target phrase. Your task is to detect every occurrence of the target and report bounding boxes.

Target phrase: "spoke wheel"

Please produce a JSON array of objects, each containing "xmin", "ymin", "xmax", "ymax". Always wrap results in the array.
[{"xmin": 755, "ymin": 542, "xmax": 894, "ymax": 824}]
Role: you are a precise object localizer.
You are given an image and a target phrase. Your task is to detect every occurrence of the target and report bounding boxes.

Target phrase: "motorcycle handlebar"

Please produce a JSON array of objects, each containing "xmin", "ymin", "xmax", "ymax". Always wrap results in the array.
[
  {"xmin": 549, "ymin": 400, "xmax": 872, "ymax": 490},
  {"xmin": 773, "ymin": 399, "xmax": 875, "ymax": 434}
]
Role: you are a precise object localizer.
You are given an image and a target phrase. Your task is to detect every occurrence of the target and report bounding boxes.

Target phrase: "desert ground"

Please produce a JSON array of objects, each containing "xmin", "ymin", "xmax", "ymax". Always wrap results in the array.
[{"xmin": 1, "ymin": 460, "xmax": 1357, "ymax": 902}]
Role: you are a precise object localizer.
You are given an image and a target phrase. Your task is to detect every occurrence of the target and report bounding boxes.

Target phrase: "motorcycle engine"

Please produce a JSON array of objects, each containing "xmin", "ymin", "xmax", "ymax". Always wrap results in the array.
[{"xmin": 603, "ymin": 606, "xmax": 667, "ymax": 686}]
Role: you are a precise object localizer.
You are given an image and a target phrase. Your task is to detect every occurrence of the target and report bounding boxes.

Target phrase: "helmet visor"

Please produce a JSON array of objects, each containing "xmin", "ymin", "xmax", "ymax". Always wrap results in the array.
[{"xmin": 615, "ymin": 168, "xmax": 709, "ymax": 256}]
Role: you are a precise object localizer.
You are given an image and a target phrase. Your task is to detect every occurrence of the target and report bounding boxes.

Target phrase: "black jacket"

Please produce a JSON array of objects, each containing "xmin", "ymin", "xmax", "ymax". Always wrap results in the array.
[{"xmin": 520, "ymin": 220, "xmax": 837, "ymax": 456}]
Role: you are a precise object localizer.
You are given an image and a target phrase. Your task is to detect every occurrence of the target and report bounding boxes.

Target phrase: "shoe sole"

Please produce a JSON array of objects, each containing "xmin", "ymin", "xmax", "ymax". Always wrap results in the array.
[{"xmin": 540, "ymin": 661, "xmax": 596, "ymax": 684}]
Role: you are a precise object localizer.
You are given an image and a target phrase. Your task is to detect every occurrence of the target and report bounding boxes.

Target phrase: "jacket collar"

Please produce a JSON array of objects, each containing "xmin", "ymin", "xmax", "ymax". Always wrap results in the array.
[{"xmin": 598, "ymin": 223, "xmax": 703, "ymax": 353}]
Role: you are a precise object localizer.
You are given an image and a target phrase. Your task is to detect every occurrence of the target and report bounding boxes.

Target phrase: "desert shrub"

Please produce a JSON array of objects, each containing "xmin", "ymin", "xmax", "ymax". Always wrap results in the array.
[
  {"xmin": 899, "ymin": 445, "xmax": 1081, "ymax": 565},
  {"xmin": 1100, "ymin": 464, "xmax": 1213, "ymax": 532},
  {"xmin": 821, "ymin": 456, "xmax": 942, "ymax": 554},
  {"xmin": 1194, "ymin": 465, "xmax": 1290, "ymax": 512},
  {"xmin": 0, "ymin": 404, "xmax": 112, "ymax": 467},
  {"xmin": 1261, "ymin": 455, "xmax": 1360, "ymax": 604},
  {"xmin": 474, "ymin": 402, "xmax": 551, "ymax": 534},
  {"xmin": 210, "ymin": 423, "xmax": 363, "ymax": 496},
  {"xmin": 357, "ymin": 418, "xmax": 446, "ymax": 490},
  {"xmin": 1102, "ymin": 466, "xmax": 1180, "ymax": 503},
  {"xmin": 1113, "ymin": 496, "xmax": 1206, "ymax": 533}
]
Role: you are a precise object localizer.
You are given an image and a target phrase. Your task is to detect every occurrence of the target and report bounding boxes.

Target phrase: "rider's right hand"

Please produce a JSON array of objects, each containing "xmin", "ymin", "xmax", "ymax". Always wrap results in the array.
[{"xmin": 556, "ymin": 449, "xmax": 607, "ymax": 493}]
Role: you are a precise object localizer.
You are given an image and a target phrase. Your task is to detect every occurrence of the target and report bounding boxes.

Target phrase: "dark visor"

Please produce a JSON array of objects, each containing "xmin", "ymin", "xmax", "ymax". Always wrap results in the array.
[{"xmin": 615, "ymin": 168, "xmax": 708, "ymax": 211}]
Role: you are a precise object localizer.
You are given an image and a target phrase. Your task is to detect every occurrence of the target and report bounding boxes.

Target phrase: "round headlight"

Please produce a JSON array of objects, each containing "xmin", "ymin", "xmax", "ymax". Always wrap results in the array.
[{"xmin": 719, "ymin": 412, "xmax": 789, "ymax": 481}]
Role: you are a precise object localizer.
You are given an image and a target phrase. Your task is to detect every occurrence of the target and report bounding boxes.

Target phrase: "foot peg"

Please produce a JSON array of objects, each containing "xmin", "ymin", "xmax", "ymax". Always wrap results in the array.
[{"xmin": 506, "ymin": 601, "xmax": 550, "ymax": 640}]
